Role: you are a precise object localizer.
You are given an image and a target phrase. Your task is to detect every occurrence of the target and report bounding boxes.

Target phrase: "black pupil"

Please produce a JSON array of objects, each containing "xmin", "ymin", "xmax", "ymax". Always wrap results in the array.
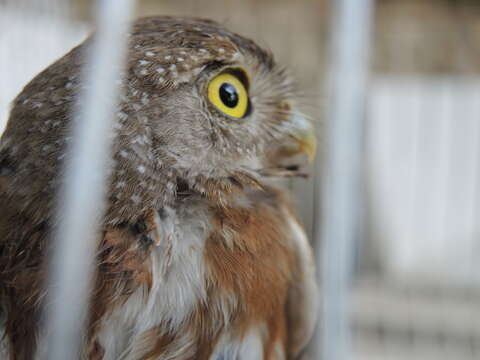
[{"xmin": 219, "ymin": 83, "xmax": 239, "ymax": 108}]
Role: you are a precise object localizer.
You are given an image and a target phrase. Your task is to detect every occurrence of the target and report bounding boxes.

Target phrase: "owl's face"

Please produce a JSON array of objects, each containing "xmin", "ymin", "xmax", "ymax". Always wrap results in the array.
[
  {"xmin": 0, "ymin": 16, "xmax": 315, "ymax": 221},
  {"xmin": 121, "ymin": 17, "xmax": 315, "ymax": 194}
]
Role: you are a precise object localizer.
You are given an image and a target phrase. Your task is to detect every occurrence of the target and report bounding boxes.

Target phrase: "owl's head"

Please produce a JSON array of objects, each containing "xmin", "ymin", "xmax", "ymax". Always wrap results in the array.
[
  {"xmin": 0, "ymin": 16, "xmax": 315, "ymax": 222},
  {"xmin": 118, "ymin": 16, "xmax": 315, "ymax": 199}
]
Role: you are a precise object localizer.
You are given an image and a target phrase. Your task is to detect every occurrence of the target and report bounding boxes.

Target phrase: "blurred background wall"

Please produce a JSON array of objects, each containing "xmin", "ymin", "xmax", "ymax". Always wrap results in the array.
[{"xmin": 2, "ymin": 0, "xmax": 480, "ymax": 359}]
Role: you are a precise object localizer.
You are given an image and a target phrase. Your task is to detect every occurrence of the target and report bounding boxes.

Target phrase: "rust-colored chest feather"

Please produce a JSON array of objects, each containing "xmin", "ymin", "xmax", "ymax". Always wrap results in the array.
[{"xmin": 87, "ymin": 189, "xmax": 303, "ymax": 360}]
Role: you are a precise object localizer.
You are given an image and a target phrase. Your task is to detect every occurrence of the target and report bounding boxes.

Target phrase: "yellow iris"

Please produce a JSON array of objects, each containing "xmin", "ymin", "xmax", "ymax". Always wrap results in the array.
[{"xmin": 207, "ymin": 72, "xmax": 249, "ymax": 119}]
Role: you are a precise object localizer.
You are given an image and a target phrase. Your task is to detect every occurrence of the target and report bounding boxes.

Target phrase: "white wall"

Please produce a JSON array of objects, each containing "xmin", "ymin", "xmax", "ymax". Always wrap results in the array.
[
  {"xmin": 0, "ymin": 3, "xmax": 87, "ymax": 133},
  {"xmin": 368, "ymin": 77, "xmax": 480, "ymax": 285}
]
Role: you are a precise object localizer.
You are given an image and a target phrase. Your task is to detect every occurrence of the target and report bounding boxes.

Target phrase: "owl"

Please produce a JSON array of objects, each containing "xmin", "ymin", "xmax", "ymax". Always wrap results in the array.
[{"xmin": 0, "ymin": 16, "xmax": 317, "ymax": 360}]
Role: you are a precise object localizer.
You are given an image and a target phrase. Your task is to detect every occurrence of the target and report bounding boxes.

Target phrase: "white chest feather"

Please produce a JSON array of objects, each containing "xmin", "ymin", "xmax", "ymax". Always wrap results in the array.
[
  {"xmin": 98, "ymin": 202, "xmax": 211, "ymax": 359},
  {"xmin": 97, "ymin": 201, "xmax": 267, "ymax": 360},
  {"xmin": 211, "ymin": 326, "xmax": 267, "ymax": 360}
]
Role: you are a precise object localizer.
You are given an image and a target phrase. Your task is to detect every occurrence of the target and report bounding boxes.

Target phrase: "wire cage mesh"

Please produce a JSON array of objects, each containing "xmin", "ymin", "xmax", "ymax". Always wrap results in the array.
[{"xmin": 1, "ymin": 0, "xmax": 480, "ymax": 359}]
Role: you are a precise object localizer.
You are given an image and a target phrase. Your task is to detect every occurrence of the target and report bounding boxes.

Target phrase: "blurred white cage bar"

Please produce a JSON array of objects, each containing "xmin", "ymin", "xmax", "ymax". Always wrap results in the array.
[
  {"xmin": 43, "ymin": 1, "xmax": 134, "ymax": 359},
  {"xmin": 317, "ymin": 1, "xmax": 374, "ymax": 360},
  {"xmin": 3, "ymin": 1, "xmax": 480, "ymax": 360}
]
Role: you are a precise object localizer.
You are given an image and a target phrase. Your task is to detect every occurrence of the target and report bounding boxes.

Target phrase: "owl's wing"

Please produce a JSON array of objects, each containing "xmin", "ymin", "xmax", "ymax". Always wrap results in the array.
[{"xmin": 285, "ymin": 214, "xmax": 318, "ymax": 358}]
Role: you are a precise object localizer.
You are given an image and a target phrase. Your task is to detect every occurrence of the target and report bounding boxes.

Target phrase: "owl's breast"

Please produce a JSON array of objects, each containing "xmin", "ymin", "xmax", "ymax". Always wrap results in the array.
[{"xmin": 97, "ymin": 189, "xmax": 295, "ymax": 360}]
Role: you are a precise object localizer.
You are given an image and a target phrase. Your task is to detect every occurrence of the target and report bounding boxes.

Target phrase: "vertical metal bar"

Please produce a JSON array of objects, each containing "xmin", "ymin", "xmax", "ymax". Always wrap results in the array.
[
  {"xmin": 44, "ymin": 0, "xmax": 134, "ymax": 359},
  {"xmin": 316, "ymin": 0, "xmax": 374, "ymax": 359}
]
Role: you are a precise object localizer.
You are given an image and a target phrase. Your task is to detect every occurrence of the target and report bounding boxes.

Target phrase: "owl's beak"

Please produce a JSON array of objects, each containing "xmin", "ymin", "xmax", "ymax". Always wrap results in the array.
[
  {"xmin": 261, "ymin": 114, "xmax": 316, "ymax": 178},
  {"xmin": 290, "ymin": 129, "xmax": 317, "ymax": 163},
  {"xmin": 284, "ymin": 114, "xmax": 317, "ymax": 163}
]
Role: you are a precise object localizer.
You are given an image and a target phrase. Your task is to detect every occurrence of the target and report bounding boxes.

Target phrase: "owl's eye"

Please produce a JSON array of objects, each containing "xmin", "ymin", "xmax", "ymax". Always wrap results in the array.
[{"xmin": 207, "ymin": 71, "xmax": 249, "ymax": 119}]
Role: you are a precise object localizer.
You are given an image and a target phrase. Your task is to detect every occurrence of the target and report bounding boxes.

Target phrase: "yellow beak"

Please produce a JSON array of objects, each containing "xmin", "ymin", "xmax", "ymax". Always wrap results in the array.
[
  {"xmin": 283, "ymin": 114, "xmax": 317, "ymax": 163},
  {"xmin": 292, "ymin": 130, "xmax": 316, "ymax": 163}
]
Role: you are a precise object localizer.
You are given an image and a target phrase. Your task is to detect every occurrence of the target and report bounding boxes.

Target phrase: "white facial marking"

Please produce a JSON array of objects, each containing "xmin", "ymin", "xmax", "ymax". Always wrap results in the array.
[{"xmin": 289, "ymin": 113, "xmax": 311, "ymax": 132}]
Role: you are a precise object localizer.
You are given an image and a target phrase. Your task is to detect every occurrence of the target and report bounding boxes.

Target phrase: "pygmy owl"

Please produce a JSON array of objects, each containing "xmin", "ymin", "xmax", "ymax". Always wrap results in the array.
[{"xmin": 0, "ymin": 16, "xmax": 317, "ymax": 360}]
